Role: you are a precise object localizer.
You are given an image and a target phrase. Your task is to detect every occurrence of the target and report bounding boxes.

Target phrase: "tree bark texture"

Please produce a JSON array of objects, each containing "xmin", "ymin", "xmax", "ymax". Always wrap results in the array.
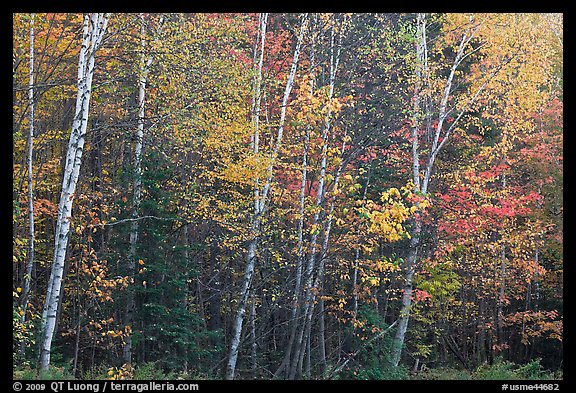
[{"xmin": 40, "ymin": 13, "xmax": 109, "ymax": 372}]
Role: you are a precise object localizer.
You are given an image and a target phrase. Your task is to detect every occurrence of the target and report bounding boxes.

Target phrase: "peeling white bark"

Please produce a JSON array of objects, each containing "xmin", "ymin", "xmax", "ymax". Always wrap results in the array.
[{"xmin": 39, "ymin": 13, "xmax": 109, "ymax": 372}]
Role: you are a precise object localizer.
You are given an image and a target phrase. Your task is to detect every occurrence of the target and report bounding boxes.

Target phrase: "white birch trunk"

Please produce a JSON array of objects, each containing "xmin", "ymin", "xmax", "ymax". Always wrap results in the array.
[
  {"xmin": 258, "ymin": 14, "xmax": 308, "ymax": 211},
  {"xmin": 275, "ymin": 36, "xmax": 316, "ymax": 377},
  {"xmin": 391, "ymin": 13, "xmax": 426, "ymax": 367},
  {"xmin": 123, "ymin": 13, "xmax": 164, "ymax": 366},
  {"xmin": 250, "ymin": 298, "xmax": 258, "ymax": 371},
  {"xmin": 290, "ymin": 21, "xmax": 341, "ymax": 378},
  {"xmin": 39, "ymin": 13, "xmax": 109, "ymax": 372},
  {"xmin": 225, "ymin": 13, "xmax": 269, "ymax": 380},
  {"xmin": 391, "ymin": 14, "xmax": 492, "ymax": 366},
  {"xmin": 226, "ymin": 13, "xmax": 308, "ymax": 380},
  {"xmin": 295, "ymin": 143, "xmax": 346, "ymax": 378}
]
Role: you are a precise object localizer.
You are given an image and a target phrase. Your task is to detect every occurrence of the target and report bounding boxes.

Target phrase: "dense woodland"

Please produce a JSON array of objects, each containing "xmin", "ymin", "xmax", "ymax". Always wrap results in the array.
[{"xmin": 12, "ymin": 13, "xmax": 563, "ymax": 380}]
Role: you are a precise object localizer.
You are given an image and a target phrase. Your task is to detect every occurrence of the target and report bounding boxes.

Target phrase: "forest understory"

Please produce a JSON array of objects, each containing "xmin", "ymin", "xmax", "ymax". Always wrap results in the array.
[{"xmin": 13, "ymin": 12, "xmax": 562, "ymax": 381}]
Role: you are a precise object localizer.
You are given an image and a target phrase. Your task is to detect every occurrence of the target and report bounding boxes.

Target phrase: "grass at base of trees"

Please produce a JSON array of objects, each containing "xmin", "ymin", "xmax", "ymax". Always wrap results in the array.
[
  {"xmin": 411, "ymin": 358, "xmax": 562, "ymax": 381},
  {"xmin": 13, "ymin": 358, "xmax": 561, "ymax": 381}
]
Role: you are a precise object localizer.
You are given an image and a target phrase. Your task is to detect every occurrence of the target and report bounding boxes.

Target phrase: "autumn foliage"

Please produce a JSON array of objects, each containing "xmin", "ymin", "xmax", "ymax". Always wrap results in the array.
[{"xmin": 13, "ymin": 13, "xmax": 562, "ymax": 380}]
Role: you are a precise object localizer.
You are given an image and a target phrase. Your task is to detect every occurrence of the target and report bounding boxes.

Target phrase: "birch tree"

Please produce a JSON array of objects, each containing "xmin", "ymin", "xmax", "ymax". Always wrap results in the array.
[
  {"xmin": 224, "ymin": 13, "xmax": 268, "ymax": 380},
  {"xmin": 39, "ymin": 13, "xmax": 109, "ymax": 372},
  {"xmin": 123, "ymin": 12, "xmax": 165, "ymax": 366},
  {"xmin": 288, "ymin": 16, "xmax": 345, "ymax": 379},
  {"xmin": 226, "ymin": 13, "xmax": 308, "ymax": 380},
  {"xmin": 390, "ymin": 12, "xmax": 428, "ymax": 367},
  {"xmin": 274, "ymin": 19, "xmax": 316, "ymax": 378},
  {"xmin": 391, "ymin": 13, "xmax": 515, "ymax": 367}
]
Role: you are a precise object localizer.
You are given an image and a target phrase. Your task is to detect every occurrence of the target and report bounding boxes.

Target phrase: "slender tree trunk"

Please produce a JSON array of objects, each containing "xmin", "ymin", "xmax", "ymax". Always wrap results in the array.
[
  {"xmin": 391, "ymin": 12, "xmax": 474, "ymax": 366},
  {"xmin": 318, "ymin": 274, "xmax": 327, "ymax": 375},
  {"xmin": 225, "ymin": 13, "xmax": 268, "ymax": 380},
  {"xmin": 294, "ymin": 138, "xmax": 347, "ymax": 379},
  {"xmin": 391, "ymin": 14, "xmax": 506, "ymax": 367},
  {"xmin": 39, "ymin": 13, "xmax": 109, "ymax": 372},
  {"xmin": 289, "ymin": 140, "xmax": 326, "ymax": 378},
  {"xmin": 305, "ymin": 329, "xmax": 312, "ymax": 378},
  {"xmin": 521, "ymin": 278, "xmax": 531, "ymax": 361},
  {"xmin": 275, "ymin": 29, "xmax": 315, "ymax": 379},
  {"xmin": 250, "ymin": 298, "xmax": 258, "ymax": 373},
  {"xmin": 391, "ymin": 220, "xmax": 421, "ymax": 366},
  {"xmin": 390, "ymin": 13, "xmax": 426, "ymax": 367},
  {"xmin": 20, "ymin": 13, "xmax": 35, "ymax": 330},
  {"xmin": 208, "ymin": 238, "xmax": 223, "ymax": 341},
  {"xmin": 182, "ymin": 224, "xmax": 191, "ymax": 373},
  {"xmin": 289, "ymin": 21, "xmax": 340, "ymax": 378},
  {"xmin": 123, "ymin": 13, "xmax": 164, "ymax": 365},
  {"xmin": 497, "ymin": 245, "xmax": 507, "ymax": 351},
  {"xmin": 72, "ymin": 311, "xmax": 81, "ymax": 377},
  {"xmin": 275, "ymin": 119, "xmax": 310, "ymax": 379},
  {"xmin": 226, "ymin": 13, "xmax": 307, "ymax": 380},
  {"xmin": 257, "ymin": 14, "xmax": 308, "ymax": 211},
  {"xmin": 478, "ymin": 297, "xmax": 487, "ymax": 363},
  {"xmin": 124, "ymin": 13, "xmax": 147, "ymax": 366},
  {"xmin": 352, "ymin": 166, "xmax": 372, "ymax": 321},
  {"xmin": 312, "ymin": 160, "xmax": 346, "ymax": 376}
]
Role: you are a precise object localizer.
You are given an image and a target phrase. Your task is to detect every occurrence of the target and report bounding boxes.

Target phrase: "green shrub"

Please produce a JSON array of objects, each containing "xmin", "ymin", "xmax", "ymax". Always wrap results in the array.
[
  {"xmin": 13, "ymin": 366, "xmax": 39, "ymax": 380},
  {"xmin": 336, "ymin": 306, "xmax": 409, "ymax": 380},
  {"xmin": 474, "ymin": 359, "xmax": 518, "ymax": 380},
  {"xmin": 473, "ymin": 358, "xmax": 556, "ymax": 380},
  {"xmin": 516, "ymin": 359, "xmax": 555, "ymax": 380},
  {"xmin": 351, "ymin": 365, "xmax": 409, "ymax": 380},
  {"xmin": 38, "ymin": 366, "xmax": 75, "ymax": 380},
  {"xmin": 413, "ymin": 366, "xmax": 471, "ymax": 380},
  {"xmin": 13, "ymin": 365, "xmax": 74, "ymax": 380},
  {"xmin": 14, "ymin": 365, "xmax": 76, "ymax": 380},
  {"xmin": 411, "ymin": 359, "xmax": 558, "ymax": 380},
  {"xmin": 80, "ymin": 364, "xmax": 113, "ymax": 380},
  {"xmin": 132, "ymin": 362, "xmax": 178, "ymax": 380}
]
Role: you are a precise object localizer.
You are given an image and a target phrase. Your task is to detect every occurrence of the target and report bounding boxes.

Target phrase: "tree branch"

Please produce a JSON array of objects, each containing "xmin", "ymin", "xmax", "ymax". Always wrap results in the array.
[
  {"xmin": 328, "ymin": 319, "xmax": 399, "ymax": 379},
  {"xmin": 93, "ymin": 215, "xmax": 182, "ymax": 228}
]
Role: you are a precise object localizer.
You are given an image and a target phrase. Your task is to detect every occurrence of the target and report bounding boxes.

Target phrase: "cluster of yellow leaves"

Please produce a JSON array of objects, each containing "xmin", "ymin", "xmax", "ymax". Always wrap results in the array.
[
  {"xmin": 13, "ymin": 305, "xmax": 36, "ymax": 346},
  {"xmin": 365, "ymin": 187, "xmax": 414, "ymax": 242},
  {"xmin": 220, "ymin": 153, "xmax": 271, "ymax": 186},
  {"xmin": 107, "ymin": 363, "xmax": 134, "ymax": 380},
  {"xmin": 375, "ymin": 258, "xmax": 401, "ymax": 273},
  {"xmin": 79, "ymin": 260, "xmax": 129, "ymax": 302},
  {"xmin": 361, "ymin": 275, "xmax": 380, "ymax": 287},
  {"xmin": 86, "ymin": 318, "xmax": 127, "ymax": 342},
  {"xmin": 291, "ymin": 74, "xmax": 351, "ymax": 129}
]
